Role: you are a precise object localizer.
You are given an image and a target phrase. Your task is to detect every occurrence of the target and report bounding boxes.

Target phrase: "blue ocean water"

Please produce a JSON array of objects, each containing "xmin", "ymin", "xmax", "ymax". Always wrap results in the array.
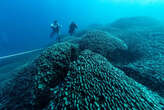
[{"xmin": 0, "ymin": 0, "xmax": 164, "ymax": 56}]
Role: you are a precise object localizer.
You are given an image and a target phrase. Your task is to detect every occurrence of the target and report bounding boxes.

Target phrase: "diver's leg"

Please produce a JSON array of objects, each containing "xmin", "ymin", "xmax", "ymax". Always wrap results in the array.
[
  {"xmin": 50, "ymin": 31, "xmax": 55, "ymax": 38},
  {"xmin": 55, "ymin": 31, "xmax": 60, "ymax": 42},
  {"xmin": 56, "ymin": 32, "xmax": 60, "ymax": 42},
  {"xmin": 69, "ymin": 30, "xmax": 73, "ymax": 36}
]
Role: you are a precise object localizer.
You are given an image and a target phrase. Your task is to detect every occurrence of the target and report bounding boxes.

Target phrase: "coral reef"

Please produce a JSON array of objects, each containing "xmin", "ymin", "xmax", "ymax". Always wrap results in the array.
[
  {"xmin": 33, "ymin": 42, "xmax": 79, "ymax": 108},
  {"xmin": 0, "ymin": 64, "xmax": 36, "ymax": 110},
  {"xmin": 45, "ymin": 50, "xmax": 164, "ymax": 109},
  {"xmin": 0, "ymin": 42, "xmax": 80, "ymax": 109},
  {"xmin": 120, "ymin": 60, "xmax": 164, "ymax": 97},
  {"xmin": 34, "ymin": 42, "xmax": 79, "ymax": 90},
  {"xmin": 79, "ymin": 30, "xmax": 128, "ymax": 63},
  {"xmin": 106, "ymin": 17, "xmax": 164, "ymax": 97},
  {"xmin": 1, "ymin": 42, "xmax": 164, "ymax": 109},
  {"xmin": 106, "ymin": 17, "xmax": 164, "ymax": 60},
  {"xmin": 1, "ymin": 16, "xmax": 164, "ymax": 110}
]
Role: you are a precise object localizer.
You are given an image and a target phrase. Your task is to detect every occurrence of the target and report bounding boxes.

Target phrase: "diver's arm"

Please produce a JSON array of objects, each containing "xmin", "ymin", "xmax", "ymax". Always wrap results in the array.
[{"xmin": 50, "ymin": 24, "xmax": 55, "ymax": 29}]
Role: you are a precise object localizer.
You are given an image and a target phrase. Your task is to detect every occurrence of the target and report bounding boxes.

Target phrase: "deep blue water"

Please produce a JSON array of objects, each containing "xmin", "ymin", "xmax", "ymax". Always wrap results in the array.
[{"xmin": 1, "ymin": 0, "xmax": 164, "ymax": 56}]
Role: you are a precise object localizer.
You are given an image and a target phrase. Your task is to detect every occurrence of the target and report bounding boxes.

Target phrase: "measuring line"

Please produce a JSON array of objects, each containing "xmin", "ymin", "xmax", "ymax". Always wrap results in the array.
[{"xmin": 0, "ymin": 48, "xmax": 42, "ymax": 60}]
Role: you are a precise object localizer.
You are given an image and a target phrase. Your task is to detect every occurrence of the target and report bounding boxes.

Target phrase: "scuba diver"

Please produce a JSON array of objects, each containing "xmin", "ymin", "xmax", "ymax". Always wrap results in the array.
[
  {"xmin": 50, "ymin": 20, "xmax": 62, "ymax": 41},
  {"xmin": 68, "ymin": 22, "xmax": 78, "ymax": 36}
]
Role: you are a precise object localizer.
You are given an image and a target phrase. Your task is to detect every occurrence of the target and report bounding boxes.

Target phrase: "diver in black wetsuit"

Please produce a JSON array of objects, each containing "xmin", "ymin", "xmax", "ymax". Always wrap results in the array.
[
  {"xmin": 50, "ymin": 20, "xmax": 62, "ymax": 41},
  {"xmin": 68, "ymin": 22, "xmax": 78, "ymax": 36}
]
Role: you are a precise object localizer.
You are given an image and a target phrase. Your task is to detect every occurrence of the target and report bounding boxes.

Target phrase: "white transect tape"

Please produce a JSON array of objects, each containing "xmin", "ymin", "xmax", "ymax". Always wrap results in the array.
[{"xmin": 0, "ymin": 48, "xmax": 42, "ymax": 60}]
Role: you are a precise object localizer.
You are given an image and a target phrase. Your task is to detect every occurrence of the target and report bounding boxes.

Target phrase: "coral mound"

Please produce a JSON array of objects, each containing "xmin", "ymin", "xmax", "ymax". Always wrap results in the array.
[
  {"xmin": 79, "ymin": 30, "xmax": 128, "ymax": 62},
  {"xmin": 107, "ymin": 17, "xmax": 164, "ymax": 97},
  {"xmin": 45, "ymin": 50, "xmax": 164, "ymax": 110},
  {"xmin": 35, "ymin": 42, "xmax": 79, "ymax": 90},
  {"xmin": 0, "ymin": 42, "xmax": 80, "ymax": 109},
  {"xmin": 33, "ymin": 42, "xmax": 79, "ymax": 108}
]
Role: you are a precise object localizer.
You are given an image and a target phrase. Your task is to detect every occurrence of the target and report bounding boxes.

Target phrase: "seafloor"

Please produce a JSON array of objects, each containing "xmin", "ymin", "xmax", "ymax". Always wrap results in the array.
[{"xmin": 0, "ymin": 16, "xmax": 164, "ymax": 110}]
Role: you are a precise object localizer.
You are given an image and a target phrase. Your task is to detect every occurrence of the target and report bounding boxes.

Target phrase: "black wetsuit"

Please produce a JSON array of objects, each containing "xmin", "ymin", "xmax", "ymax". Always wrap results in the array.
[{"xmin": 69, "ymin": 23, "xmax": 78, "ymax": 36}]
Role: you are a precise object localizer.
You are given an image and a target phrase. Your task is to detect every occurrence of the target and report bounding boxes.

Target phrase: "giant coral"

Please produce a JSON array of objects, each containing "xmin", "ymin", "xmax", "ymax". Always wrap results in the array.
[
  {"xmin": 33, "ymin": 42, "xmax": 79, "ymax": 108},
  {"xmin": 79, "ymin": 30, "xmax": 128, "ymax": 62},
  {"xmin": 45, "ymin": 50, "xmax": 164, "ymax": 110},
  {"xmin": 0, "ymin": 38, "xmax": 164, "ymax": 110}
]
